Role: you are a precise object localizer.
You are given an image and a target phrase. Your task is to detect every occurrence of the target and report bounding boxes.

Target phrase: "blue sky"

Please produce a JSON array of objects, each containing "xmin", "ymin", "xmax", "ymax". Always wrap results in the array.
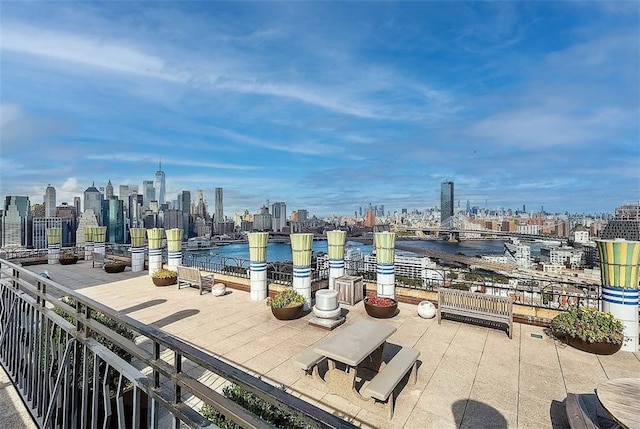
[{"xmin": 1, "ymin": 1, "xmax": 638, "ymax": 217}]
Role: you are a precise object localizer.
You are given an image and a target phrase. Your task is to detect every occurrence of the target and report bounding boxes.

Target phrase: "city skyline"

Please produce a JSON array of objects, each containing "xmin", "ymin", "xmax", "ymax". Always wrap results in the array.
[{"xmin": 1, "ymin": 2, "xmax": 638, "ymax": 216}]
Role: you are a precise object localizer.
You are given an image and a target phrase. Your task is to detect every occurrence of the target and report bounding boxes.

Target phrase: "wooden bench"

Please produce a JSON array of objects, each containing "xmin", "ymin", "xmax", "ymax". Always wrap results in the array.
[
  {"xmin": 565, "ymin": 393, "xmax": 619, "ymax": 429},
  {"xmin": 293, "ymin": 348, "xmax": 326, "ymax": 378},
  {"xmin": 91, "ymin": 252, "xmax": 113, "ymax": 268},
  {"xmin": 437, "ymin": 288, "xmax": 513, "ymax": 339},
  {"xmin": 177, "ymin": 265, "xmax": 214, "ymax": 295},
  {"xmin": 362, "ymin": 347, "xmax": 420, "ymax": 418}
]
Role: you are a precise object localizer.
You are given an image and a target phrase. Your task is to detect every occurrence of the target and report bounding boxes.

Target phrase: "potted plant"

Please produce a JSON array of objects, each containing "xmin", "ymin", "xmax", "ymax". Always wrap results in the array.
[
  {"xmin": 59, "ymin": 251, "xmax": 79, "ymax": 265},
  {"xmin": 363, "ymin": 294, "xmax": 398, "ymax": 319},
  {"xmin": 266, "ymin": 289, "xmax": 305, "ymax": 320},
  {"xmin": 551, "ymin": 306, "xmax": 624, "ymax": 355},
  {"xmin": 151, "ymin": 268, "xmax": 178, "ymax": 286},
  {"xmin": 104, "ymin": 260, "xmax": 126, "ymax": 274}
]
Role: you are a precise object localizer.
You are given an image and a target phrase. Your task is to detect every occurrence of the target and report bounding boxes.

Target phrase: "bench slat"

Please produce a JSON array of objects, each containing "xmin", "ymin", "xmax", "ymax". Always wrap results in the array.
[{"xmin": 363, "ymin": 347, "xmax": 420, "ymax": 401}]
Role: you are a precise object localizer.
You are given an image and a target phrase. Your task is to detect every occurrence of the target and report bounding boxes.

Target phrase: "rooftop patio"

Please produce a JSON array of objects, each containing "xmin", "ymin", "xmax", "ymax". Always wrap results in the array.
[{"xmin": 18, "ymin": 262, "xmax": 640, "ymax": 428}]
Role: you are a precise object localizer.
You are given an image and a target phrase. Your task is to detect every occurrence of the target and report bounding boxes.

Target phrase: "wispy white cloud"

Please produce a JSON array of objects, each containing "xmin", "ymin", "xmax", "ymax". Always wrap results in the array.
[{"xmin": 84, "ymin": 153, "xmax": 260, "ymax": 171}]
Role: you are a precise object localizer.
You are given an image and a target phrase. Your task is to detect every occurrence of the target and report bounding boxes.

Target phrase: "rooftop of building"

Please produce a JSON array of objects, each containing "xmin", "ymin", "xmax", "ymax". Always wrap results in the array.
[{"xmin": 5, "ymin": 261, "xmax": 640, "ymax": 429}]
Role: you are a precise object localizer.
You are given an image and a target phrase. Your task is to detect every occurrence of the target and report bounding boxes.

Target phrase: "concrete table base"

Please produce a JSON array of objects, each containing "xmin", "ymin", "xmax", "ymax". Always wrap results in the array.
[{"xmin": 309, "ymin": 316, "xmax": 346, "ymax": 330}]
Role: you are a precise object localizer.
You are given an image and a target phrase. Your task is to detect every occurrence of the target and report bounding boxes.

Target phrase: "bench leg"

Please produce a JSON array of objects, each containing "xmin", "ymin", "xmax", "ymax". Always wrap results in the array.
[
  {"xmin": 509, "ymin": 323, "xmax": 513, "ymax": 339},
  {"xmin": 387, "ymin": 393, "xmax": 395, "ymax": 419},
  {"xmin": 437, "ymin": 309, "xmax": 441, "ymax": 324},
  {"xmin": 411, "ymin": 361, "xmax": 418, "ymax": 385}
]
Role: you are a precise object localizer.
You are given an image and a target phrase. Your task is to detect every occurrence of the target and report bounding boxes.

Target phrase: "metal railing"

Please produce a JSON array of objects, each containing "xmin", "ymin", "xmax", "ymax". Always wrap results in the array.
[
  {"xmin": 0, "ymin": 258, "xmax": 357, "ymax": 429},
  {"xmin": 183, "ymin": 254, "xmax": 298, "ymax": 286}
]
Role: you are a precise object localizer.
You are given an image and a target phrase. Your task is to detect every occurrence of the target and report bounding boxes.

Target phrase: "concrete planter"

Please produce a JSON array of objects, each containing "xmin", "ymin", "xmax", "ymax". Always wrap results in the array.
[
  {"xmin": 566, "ymin": 336, "xmax": 622, "ymax": 355},
  {"xmin": 271, "ymin": 305, "xmax": 303, "ymax": 320},
  {"xmin": 364, "ymin": 297, "xmax": 398, "ymax": 319},
  {"xmin": 152, "ymin": 276, "xmax": 177, "ymax": 286}
]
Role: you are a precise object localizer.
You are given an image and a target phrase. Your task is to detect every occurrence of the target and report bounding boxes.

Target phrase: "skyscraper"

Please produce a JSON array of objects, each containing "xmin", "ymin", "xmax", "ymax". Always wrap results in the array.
[
  {"xmin": 155, "ymin": 161, "xmax": 166, "ymax": 205},
  {"xmin": 143, "ymin": 180, "xmax": 155, "ymax": 208},
  {"xmin": 73, "ymin": 197, "xmax": 81, "ymax": 219},
  {"xmin": 440, "ymin": 181, "xmax": 454, "ymax": 224},
  {"xmin": 215, "ymin": 187, "xmax": 223, "ymax": 223},
  {"xmin": 105, "ymin": 180, "xmax": 114, "ymax": 199},
  {"xmin": 179, "ymin": 191, "xmax": 191, "ymax": 237},
  {"xmin": 2, "ymin": 196, "xmax": 30, "ymax": 247},
  {"xmin": 44, "ymin": 184, "xmax": 56, "ymax": 217},
  {"xmin": 271, "ymin": 202, "xmax": 286, "ymax": 232},
  {"xmin": 84, "ymin": 182, "xmax": 102, "ymax": 225}
]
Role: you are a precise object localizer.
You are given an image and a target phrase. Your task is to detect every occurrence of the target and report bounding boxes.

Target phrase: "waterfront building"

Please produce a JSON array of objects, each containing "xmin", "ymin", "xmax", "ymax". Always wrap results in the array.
[
  {"xmin": 253, "ymin": 205, "xmax": 272, "ymax": 231},
  {"xmin": 504, "ymin": 238, "xmax": 531, "ymax": 268},
  {"xmin": 540, "ymin": 246, "xmax": 585, "ymax": 269},
  {"xmin": 571, "ymin": 225, "xmax": 590, "ymax": 244},
  {"xmin": 440, "ymin": 181, "xmax": 454, "ymax": 224},
  {"xmin": 600, "ymin": 202, "xmax": 640, "ymax": 240},
  {"xmin": 32, "ymin": 217, "xmax": 63, "ymax": 249},
  {"xmin": 215, "ymin": 187, "xmax": 223, "ymax": 225},
  {"xmin": 143, "ymin": 180, "xmax": 155, "ymax": 208},
  {"xmin": 44, "ymin": 184, "xmax": 56, "ymax": 217},
  {"xmin": 83, "ymin": 183, "xmax": 102, "ymax": 225},
  {"xmin": 272, "ymin": 201, "xmax": 286, "ymax": 232},
  {"xmin": 155, "ymin": 161, "xmax": 166, "ymax": 205}
]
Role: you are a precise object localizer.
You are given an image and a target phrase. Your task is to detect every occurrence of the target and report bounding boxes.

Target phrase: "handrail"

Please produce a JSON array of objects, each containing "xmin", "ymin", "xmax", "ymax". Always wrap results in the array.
[{"xmin": 0, "ymin": 258, "xmax": 358, "ymax": 429}]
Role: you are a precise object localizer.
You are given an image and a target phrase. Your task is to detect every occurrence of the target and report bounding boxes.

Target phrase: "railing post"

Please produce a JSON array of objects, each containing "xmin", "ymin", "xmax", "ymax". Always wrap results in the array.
[{"xmin": 173, "ymin": 350, "xmax": 182, "ymax": 429}]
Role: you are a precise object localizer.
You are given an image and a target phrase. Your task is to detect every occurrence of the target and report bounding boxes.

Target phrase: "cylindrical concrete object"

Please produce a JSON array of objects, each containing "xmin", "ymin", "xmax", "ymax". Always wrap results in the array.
[
  {"xmin": 130, "ymin": 228, "xmax": 146, "ymax": 273},
  {"xmin": 147, "ymin": 228, "xmax": 165, "ymax": 276},
  {"xmin": 46, "ymin": 228, "xmax": 62, "ymax": 265},
  {"xmin": 291, "ymin": 233, "xmax": 314, "ymax": 310},
  {"xmin": 597, "ymin": 239, "xmax": 640, "ymax": 352},
  {"xmin": 327, "ymin": 230, "xmax": 346, "ymax": 290},
  {"xmin": 84, "ymin": 227, "xmax": 94, "ymax": 261},
  {"xmin": 375, "ymin": 232, "xmax": 396, "ymax": 299},
  {"xmin": 248, "ymin": 232, "xmax": 269, "ymax": 301},
  {"xmin": 166, "ymin": 228, "xmax": 183, "ymax": 271},
  {"xmin": 93, "ymin": 226, "xmax": 107, "ymax": 256},
  {"xmin": 315, "ymin": 289, "xmax": 339, "ymax": 311}
]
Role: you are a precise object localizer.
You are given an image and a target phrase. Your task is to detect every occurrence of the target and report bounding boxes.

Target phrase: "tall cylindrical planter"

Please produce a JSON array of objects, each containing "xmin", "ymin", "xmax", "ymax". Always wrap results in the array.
[
  {"xmin": 147, "ymin": 228, "xmax": 164, "ymax": 276},
  {"xmin": 46, "ymin": 227, "xmax": 62, "ymax": 265},
  {"xmin": 597, "ymin": 239, "xmax": 640, "ymax": 352},
  {"xmin": 166, "ymin": 229, "xmax": 183, "ymax": 271},
  {"xmin": 130, "ymin": 228, "xmax": 146, "ymax": 273},
  {"xmin": 84, "ymin": 227, "xmax": 94, "ymax": 261},
  {"xmin": 248, "ymin": 232, "xmax": 269, "ymax": 301},
  {"xmin": 375, "ymin": 232, "xmax": 396, "ymax": 299},
  {"xmin": 93, "ymin": 226, "xmax": 107, "ymax": 256},
  {"xmin": 327, "ymin": 230, "xmax": 346, "ymax": 290},
  {"xmin": 291, "ymin": 233, "xmax": 314, "ymax": 311}
]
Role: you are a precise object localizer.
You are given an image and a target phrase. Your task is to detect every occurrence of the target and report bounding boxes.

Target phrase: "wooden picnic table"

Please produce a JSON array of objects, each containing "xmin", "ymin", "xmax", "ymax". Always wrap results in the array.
[{"xmin": 596, "ymin": 378, "xmax": 640, "ymax": 429}]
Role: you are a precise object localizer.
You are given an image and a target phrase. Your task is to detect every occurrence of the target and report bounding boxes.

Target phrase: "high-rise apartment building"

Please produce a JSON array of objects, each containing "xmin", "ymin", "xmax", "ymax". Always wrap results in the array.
[
  {"xmin": 56, "ymin": 203, "xmax": 78, "ymax": 246},
  {"xmin": 440, "ymin": 181, "xmax": 454, "ymax": 224},
  {"xmin": 33, "ymin": 217, "xmax": 63, "ymax": 249},
  {"xmin": 44, "ymin": 184, "xmax": 56, "ymax": 217},
  {"xmin": 215, "ymin": 187, "xmax": 224, "ymax": 224},
  {"xmin": 84, "ymin": 183, "xmax": 102, "ymax": 225},
  {"xmin": 2, "ymin": 196, "xmax": 30, "ymax": 248},
  {"xmin": 271, "ymin": 202, "xmax": 286, "ymax": 232},
  {"xmin": 154, "ymin": 162, "xmax": 166, "ymax": 205},
  {"xmin": 143, "ymin": 180, "xmax": 155, "ymax": 208},
  {"xmin": 103, "ymin": 198, "xmax": 125, "ymax": 243},
  {"xmin": 119, "ymin": 185, "xmax": 129, "ymax": 200}
]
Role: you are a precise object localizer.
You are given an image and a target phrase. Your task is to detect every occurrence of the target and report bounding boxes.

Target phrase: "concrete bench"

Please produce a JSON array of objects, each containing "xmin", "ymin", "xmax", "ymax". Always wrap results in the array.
[
  {"xmin": 565, "ymin": 393, "xmax": 618, "ymax": 429},
  {"xmin": 293, "ymin": 348, "xmax": 326, "ymax": 378},
  {"xmin": 362, "ymin": 347, "xmax": 420, "ymax": 418},
  {"xmin": 437, "ymin": 287, "xmax": 513, "ymax": 339},
  {"xmin": 91, "ymin": 252, "xmax": 113, "ymax": 268},
  {"xmin": 177, "ymin": 265, "xmax": 214, "ymax": 295}
]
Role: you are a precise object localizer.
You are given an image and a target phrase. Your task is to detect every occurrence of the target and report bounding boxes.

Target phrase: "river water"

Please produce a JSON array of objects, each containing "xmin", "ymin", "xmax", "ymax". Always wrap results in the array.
[{"xmin": 188, "ymin": 238, "xmax": 550, "ymax": 262}]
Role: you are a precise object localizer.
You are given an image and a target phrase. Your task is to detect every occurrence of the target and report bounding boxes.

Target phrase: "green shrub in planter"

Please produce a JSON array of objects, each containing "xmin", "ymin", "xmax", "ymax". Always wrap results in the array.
[
  {"xmin": 551, "ymin": 306, "xmax": 624, "ymax": 345},
  {"xmin": 151, "ymin": 268, "xmax": 178, "ymax": 279},
  {"xmin": 201, "ymin": 384, "xmax": 312, "ymax": 429},
  {"xmin": 266, "ymin": 289, "xmax": 305, "ymax": 309}
]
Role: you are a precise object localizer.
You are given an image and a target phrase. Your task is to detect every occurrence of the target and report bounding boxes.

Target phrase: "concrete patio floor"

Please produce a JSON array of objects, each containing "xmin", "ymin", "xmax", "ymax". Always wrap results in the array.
[{"xmin": 20, "ymin": 262, "xmax": 640, "ymax": 429}]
